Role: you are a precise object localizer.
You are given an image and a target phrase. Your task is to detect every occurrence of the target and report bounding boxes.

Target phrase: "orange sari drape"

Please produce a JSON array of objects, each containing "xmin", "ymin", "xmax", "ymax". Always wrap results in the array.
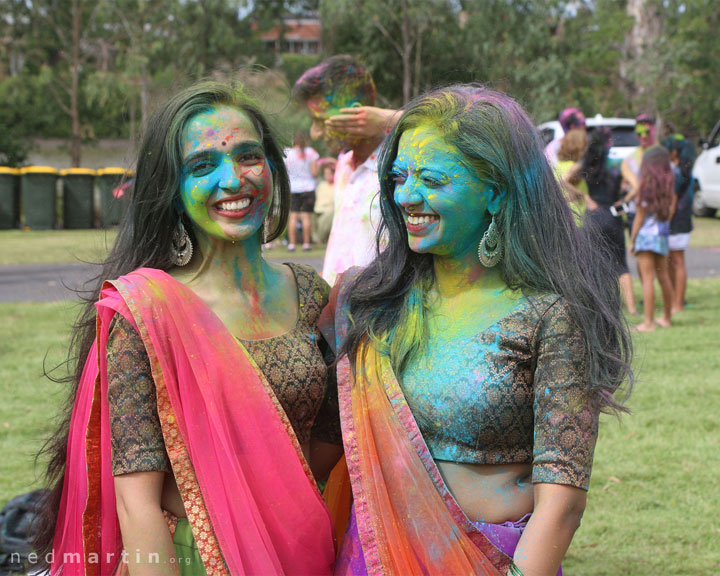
[{"xmin": 322, "ymin": 272, "xmax": 511, "ymax": 575}]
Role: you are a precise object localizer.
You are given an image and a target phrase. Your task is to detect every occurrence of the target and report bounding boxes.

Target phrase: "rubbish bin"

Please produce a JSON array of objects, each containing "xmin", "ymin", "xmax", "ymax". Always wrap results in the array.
[
  {"xmin": 19, "ymin": 166, "xmax": 59, "ymax": 230},
  {"xmin": 60, "ymin": 168, "xmax": 96, "ymax": 229},
  {"xmin": 0, "ymin": 167, "xmax": 21, "ymax": 229},
  {"xmin": 97, "ymin": 167, "xmax": 131, "ymax": 227}
]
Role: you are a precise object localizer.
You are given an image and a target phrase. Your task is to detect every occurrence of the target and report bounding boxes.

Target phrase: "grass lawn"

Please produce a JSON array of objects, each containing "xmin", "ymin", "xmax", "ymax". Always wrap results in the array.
[
  {"xmin": 0, "ymin": 300, "xmax": 81, "ymax": 504},
  {"xmin": 690, "ymin": 214, "xmax": 720, "ymax": 247},
  {"xmin": 1, "ymin": 278, "xmax": 718, "ymax": 574},
  {"xmin": 0, "ymin": 229, "xmax": 326, "ymax": 266},
  {"xmin": 0, "ymin": 229, "xmax": 118, "ymax": 267},
  {"xmin": 563, "ymin": 277, "xmax": 720, "ymax": 574}
]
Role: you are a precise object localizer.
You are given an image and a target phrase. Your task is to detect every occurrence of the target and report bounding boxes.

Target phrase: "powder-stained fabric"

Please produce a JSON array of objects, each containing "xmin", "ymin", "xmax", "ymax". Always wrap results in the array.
[{"xmin": 107, "ymin": 263, "xmax": 341, "ymax": 476}]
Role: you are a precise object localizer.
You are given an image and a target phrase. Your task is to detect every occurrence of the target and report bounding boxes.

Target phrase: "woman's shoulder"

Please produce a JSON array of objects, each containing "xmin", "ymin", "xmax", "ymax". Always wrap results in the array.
[{"xmin": 286, "ymin": 263, "xmax": 330, "ymax": 319}]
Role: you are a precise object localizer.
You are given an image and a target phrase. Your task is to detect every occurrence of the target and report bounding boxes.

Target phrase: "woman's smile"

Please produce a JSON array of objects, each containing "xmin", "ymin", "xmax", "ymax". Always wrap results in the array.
[
  {"xmin": 404, "ymin": 211, "xmax": 440, "ymax": 235},
  {"xmin": 393, "ymin": 123, "xmax": 493, "ymax": 260},
  {"xmin": 212, "ymin": 194, "xmax": 254, "ymax": 218},
  {"xmin": 180, "ymin": 105, "xmax": 273, "ymax": 242}
]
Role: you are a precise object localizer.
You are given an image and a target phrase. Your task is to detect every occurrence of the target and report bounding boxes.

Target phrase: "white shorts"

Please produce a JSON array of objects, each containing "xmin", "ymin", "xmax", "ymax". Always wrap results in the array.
[{"xmin": 668, "ymin": 233, "xmax": 690, "ymax": 251}]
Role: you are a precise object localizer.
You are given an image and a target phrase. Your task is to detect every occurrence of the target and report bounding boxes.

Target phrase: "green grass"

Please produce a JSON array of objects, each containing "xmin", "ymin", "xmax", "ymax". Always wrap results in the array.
[
  {"xmin": 0, "ymin": 229, "xmax": 118, "ymax": 266},
  {"xmin": 1, "ymin": 214, "xmax": 717, "ymax": 268},
  {"xmin": 2, "ymin": 281, "xmax": 719, "ymax": 574},
  {"xmin": 563, "ymin": 277, "xmax": 720, "ymax": 575},
  {"xmin": 0, "ymin": 229, "xmax": 325, "ymax": 266},
  {"xmin": 690, "ymin": 215, "xmax": 720, "ymax": 247},
  {"xmin": 0, "ymin": 300, "xmax": 81, "ymax": 504}
]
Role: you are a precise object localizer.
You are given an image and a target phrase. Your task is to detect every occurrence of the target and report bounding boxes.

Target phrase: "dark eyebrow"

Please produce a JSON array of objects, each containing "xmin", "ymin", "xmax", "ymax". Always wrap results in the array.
[{"xmin": 182, "ymin": 140, "xmax": 263, "ymax": 164}]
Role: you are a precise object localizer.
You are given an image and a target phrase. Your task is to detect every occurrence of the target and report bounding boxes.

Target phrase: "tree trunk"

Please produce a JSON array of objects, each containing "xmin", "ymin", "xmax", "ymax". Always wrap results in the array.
[
  {"xmin": 622, "ymin": 0, "xmax": 663, "ymax": 117},
  {"xmin": 413, "ymin": 24, "xmax": 423, "ymax": 98},
  {"xmin": 129, "ymin": 87, "xmax": 137, "ymax": 144},
  {"xmin": 70, "ymin": 0, "xmax": 82, "ymax": 167},
  {"xmin": 140, "ymin": 64, "xmax": 150, "ymax": 131},
  {"xmin": 400, "ymin": 0, "xmax": 412, "ymax": 104}
]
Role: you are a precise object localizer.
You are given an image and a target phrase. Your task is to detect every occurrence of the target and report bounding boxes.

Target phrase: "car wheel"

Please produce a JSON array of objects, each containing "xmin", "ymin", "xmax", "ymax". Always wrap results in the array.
[{"xmin": 692, "ymin": 182, "xmax": 717, "ymax": 217}]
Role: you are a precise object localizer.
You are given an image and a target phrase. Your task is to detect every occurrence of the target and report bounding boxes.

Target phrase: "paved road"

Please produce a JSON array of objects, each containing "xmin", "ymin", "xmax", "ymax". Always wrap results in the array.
[{"xmin": 1, "ymin": 248, "xmax": 719, "ymax": 302}]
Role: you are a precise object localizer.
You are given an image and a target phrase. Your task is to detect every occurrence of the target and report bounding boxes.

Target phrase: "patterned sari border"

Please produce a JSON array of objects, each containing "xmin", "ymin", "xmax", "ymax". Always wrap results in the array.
[{"xmin": 111, "ymin": 278, "xmax": 228, "ymax": 575}]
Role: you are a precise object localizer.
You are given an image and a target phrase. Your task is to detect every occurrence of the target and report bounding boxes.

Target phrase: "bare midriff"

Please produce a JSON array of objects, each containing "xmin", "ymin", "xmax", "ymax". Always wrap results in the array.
[{"xmin": 436, "ymin": 460, "xmax": 534, "ymax": 525}]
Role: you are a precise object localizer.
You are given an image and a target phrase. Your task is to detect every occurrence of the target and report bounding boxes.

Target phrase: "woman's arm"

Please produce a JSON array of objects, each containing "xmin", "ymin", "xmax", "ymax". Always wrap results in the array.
[
  {"xmin": 513, "ymin": 483, "xmax": 587, "ymax": 576},
  {"xmin": 629, "ymin": 204, "xmax": 646, "ymax": 255},
  {"xmin": 115, "ymin": 472, "xmax": 180, "ymax": 576},
  {"xmin": 621, "ymin": 158, "xmax": 639, "ymax": 201},
  {"xmin": 669, "ymin": 194, "xmax": 678, "ymax": 222}
]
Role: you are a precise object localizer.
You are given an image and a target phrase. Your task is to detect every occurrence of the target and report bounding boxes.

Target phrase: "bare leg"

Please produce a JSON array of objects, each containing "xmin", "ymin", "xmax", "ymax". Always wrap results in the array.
[
  {"xmin": 669, "ymin": 250, "xmax": 687, "ymax": 313},
  {"xmin": 288, "ymin": 211, "xmax": 299, "ymax": 249},
  {"xmin": 655, "ymin": 253, "xmax": 674, "ymax": 327},
  {"xmin": 301, "ymin": 212, "xmax": 312, "ymax": 247},
  {"xmin": 635, "ymin": 252, "xmax": 657, "ymax": 331},
  {"xmin": 619, "ymin": 273, "xmax": 638, "ymax": 315}
]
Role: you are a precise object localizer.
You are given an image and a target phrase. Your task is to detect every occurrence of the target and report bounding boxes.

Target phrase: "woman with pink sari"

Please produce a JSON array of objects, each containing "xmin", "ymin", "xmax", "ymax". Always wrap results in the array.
[
  {"xmin": 321, "ymin": 85, "xmax": 633, "ymax": 575},
  {"xmin": 35, "ymin": 82, "xmax": 343, "ymax": 575}
]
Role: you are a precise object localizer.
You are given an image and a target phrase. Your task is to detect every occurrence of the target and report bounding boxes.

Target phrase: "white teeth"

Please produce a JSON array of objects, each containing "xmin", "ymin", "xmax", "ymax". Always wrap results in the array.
[
  {"xmin": 217, "ymin": 198, "xmax": 251, "ymax": 211},
  {"xmin": 407, "ymin": 215, "xmax": 434, "ymax": 225}
]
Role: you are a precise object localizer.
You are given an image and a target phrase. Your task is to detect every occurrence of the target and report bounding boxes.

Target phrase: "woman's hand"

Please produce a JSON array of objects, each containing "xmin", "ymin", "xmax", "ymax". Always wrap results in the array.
[
  {"xmin": 512, "ymin": 483, "xmax": 587, "ymax": 576},
  {"xmin": 115, "ymin": 471, "xmax": 181, "ymax": 575},
  {"xmin": 325, "ymin": 106, "xmax": 400, "ymax": 139}
]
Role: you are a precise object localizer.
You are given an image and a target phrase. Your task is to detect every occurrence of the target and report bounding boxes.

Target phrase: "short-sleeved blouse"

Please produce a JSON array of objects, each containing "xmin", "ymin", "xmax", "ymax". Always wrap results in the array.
[
  {"xmin": 400, "ymin": 293, "xmax": 599, "ymax": 490},
  {"xmin": 106, "ymin": 263, "xmax": 341, "ymax": 476}
]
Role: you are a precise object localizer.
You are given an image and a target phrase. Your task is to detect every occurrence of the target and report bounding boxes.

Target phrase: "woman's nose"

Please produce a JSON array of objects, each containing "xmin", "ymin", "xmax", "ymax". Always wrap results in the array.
[
  {"xmin": 394, "ymin": 179, "xmax": 423, "ymax": 208},
  {"xmin": 218, "ymin": 157, "xmax": 243, "ymax": 190}
]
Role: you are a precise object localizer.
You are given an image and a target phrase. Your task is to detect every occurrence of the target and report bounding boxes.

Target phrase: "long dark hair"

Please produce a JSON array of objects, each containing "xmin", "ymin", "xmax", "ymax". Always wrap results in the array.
[
  {"xmin": 34, "ymin": 81, "xmax": 290, "ymax": 556},
  {"xmin": 639, "ymin": 146, "xmax": 675, "ymax": 221},
  {"xmin": 340, "ymin": 84, "xmax": 633, "ymax": 414}
]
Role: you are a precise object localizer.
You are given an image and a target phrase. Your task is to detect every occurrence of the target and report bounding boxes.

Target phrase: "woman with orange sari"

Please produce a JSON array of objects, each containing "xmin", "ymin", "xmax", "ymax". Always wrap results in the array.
[
  {"xmin": 35, "ymin": 82, "xmax": 343, "ymax": 575},
  {"xmin": 322, "ymin": 85, "xmax": 633, "ymax": 575}
]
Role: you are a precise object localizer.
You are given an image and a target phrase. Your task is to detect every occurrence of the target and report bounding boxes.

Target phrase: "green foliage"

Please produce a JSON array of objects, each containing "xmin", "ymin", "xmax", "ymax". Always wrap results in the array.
[
  {"xmin": 0, "ymin": 77, "xmax": 32, "ymax": 165},
  {"xmin": 1, "ymin": 0, "xmax": 718, "ymax": 144},
  {"xmin": 279, "ymin": 53, "xmax": 321, "ymax": 87}
]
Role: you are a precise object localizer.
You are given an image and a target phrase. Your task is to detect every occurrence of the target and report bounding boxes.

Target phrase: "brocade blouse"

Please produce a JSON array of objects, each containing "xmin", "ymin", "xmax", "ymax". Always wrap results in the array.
[
  {"xmin": 106, "ymin": 263, "xmax": 341, "ymax": 476},
  {"xmin": 401, "ymin": 294, "xmax": 599, "ymax": 490}
]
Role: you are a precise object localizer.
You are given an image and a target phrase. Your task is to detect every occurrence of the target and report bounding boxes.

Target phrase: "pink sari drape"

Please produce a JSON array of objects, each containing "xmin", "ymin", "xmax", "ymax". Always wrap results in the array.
[
  {"xmin": 321, "ymin": 272, "xmax": 511, "ymax": 576},
  {"xmin": 51, "ymin": 268, "xmax": 335, "ymax": 575}
]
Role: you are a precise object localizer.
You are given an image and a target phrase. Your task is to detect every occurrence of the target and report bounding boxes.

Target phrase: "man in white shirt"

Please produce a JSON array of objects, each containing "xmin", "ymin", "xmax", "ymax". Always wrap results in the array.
[{"xmin": 293, "ymin": 55, "xmax": 385, "ymax": 285}]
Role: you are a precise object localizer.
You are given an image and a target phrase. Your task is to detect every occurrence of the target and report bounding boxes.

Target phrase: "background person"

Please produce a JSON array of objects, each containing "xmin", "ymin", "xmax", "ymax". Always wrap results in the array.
[
  {"xmin": 630, "ymin": 146, "xmax": 677, "ymax": 332},
  {"xmin": 35, "ymin": 82, "xmax": 342, "ymax": 575},
  {"xmin": 555, "ymin": 127, "xmax": 592, "ymax": 224},
  {"xmin": 293, "ymin": 54, "xmax": 385, "ymax": 284},
  {"xmin": 544, "ymin": 107, "xmax": 586, "ymax": 167},
  {"xmin": 565, "ymin": 128, "xmax": 638, "ymax": 315},
  {"xmin": 325, "ymin": 84, "xmax": 632, "ymax": 576},
  {"xmin": 622, "ymin": 113, "xmax": 656, "ymax": 232},
  {"xmin": 663, "ymin": 135, "xmax": 696, "ymax": 313},
  {"xmin": 285, "ymin": 130, "xmax": 319, "ymax": 251},
  {"xmin": 313, "ymin": 158, "xmax": 336, "ymax": 244}
]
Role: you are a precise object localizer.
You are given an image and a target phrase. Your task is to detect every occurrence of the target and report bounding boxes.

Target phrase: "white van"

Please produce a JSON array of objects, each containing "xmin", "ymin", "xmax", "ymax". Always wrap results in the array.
[
  {"xmin": 538, "ymin": 115, "xmax": 639, "ymax": 166},
  {"xmin": 692, "ymin": 120, "xmax": 720, "ymax": 217}
]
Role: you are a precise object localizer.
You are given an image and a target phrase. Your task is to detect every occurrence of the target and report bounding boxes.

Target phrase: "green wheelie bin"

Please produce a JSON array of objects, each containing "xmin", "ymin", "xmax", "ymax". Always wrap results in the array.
[
  {"xmin": 97, "ymin": 167, "xmax": 131, "ymax": 227},
  {"xmin": 0, "ymin": 167, "xmax": 21, "ymax": 229},
  {"xmin": 20, "ymin": 166, "xmax": 59, "ymax": 229},
  {"xmin": 61, "ymin": 168, "xmax": 96, "ymax": 229}
]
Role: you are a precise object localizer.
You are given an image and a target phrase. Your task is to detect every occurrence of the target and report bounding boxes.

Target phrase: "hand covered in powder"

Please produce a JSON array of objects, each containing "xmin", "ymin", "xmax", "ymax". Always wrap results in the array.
[{"xmin": 325, "ymin": 106, "xmax": 400, "ymax": 139}]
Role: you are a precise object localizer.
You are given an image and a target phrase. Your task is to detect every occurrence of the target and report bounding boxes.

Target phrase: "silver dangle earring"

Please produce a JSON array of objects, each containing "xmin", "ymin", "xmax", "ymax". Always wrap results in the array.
[
  {"xmin": 171, "ymin": 218, "xmax": 193, "ymax": 266},
  {"xmin": 478, "ymin": 213, "xmax": 502, "ymax": 267}
]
